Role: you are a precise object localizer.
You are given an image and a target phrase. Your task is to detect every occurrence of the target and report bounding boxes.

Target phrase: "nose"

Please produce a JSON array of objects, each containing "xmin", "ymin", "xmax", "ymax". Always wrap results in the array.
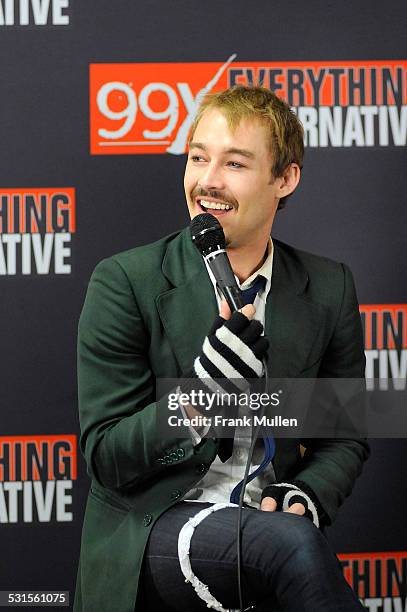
[{"xmin": 198, "ymin": 161, "xmax": 225, "ymax": 191}]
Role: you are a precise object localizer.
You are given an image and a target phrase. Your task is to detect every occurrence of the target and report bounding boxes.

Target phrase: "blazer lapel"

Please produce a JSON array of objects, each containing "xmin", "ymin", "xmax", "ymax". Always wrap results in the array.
[
  {"xmin": 265, "ymin": 240, "xmax": 328, "ymax": 378},
  {"xmin": 157, "ymin": 229, "xmax": 218, "ymax": 374}
]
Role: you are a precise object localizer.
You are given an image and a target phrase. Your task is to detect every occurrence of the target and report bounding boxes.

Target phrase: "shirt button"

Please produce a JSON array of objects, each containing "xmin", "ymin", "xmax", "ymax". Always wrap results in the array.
[
  {"xmin": 195, "ymin": 463, "xmax": 207, "ymax": 475},
  {"xmin": 236, "ymin": 449, "xmax": 244, "ymax": 459},
  {"xmin": 143, "ymin": 514, "xmax": 153, "ymax": 526},
  {"xmin": 170, "ymin": 489, "xmax": 182, "ymax": 501}
]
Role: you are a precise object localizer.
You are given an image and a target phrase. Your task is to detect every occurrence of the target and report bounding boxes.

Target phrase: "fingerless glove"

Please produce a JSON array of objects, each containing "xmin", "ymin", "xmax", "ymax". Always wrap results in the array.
[
  {"xmin": 261, "ymin": 480, "xmax": 325, "ymax": 528},
  {"xmin": 181, "ymin": 310, "xmax": 269, "ymax": 413}
]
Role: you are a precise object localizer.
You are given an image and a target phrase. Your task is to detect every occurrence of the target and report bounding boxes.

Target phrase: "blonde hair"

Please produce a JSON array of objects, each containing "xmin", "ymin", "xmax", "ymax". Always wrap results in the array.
[{"xmin": 189, "ymin": 85, "xmax": 304, "ymax": 209}]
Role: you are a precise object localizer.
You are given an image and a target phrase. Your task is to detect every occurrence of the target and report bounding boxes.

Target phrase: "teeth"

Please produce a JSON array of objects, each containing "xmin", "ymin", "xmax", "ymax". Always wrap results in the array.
[{"xmin": 200, "ymin": 199, "xmax": 232, "ymax": 211}]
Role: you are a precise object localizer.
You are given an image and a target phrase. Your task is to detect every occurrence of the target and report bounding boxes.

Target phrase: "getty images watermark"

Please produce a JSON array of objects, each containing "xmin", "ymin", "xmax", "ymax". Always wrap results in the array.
[
  {"xmin": 156, "ymin": 378, "xmax": 407, "ymax": 439},
  {"xmin": 167, "ymin": 387, "xmax": 298, "ymax": 430}
]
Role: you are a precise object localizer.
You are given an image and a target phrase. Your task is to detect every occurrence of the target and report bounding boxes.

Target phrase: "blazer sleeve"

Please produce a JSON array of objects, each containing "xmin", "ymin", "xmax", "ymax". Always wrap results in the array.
[
  {"xmin": 77, "ymin": 256, "xmax": 195, "ymax": 491},
  {"xmin": 294, "ymin": 263, "xmax": 370, "ymax": 525}
]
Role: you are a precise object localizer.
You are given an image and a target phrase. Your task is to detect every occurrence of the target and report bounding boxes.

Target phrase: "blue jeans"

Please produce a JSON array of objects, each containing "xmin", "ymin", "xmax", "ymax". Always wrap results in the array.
[{"xmin": 137, "ymin": 501, "xmax": 364, "ymax": 611}]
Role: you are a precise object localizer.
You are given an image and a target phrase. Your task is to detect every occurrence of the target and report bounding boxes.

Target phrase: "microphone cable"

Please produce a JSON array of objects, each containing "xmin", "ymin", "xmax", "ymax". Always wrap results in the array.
[{"xmin": 236, "ymin": 358, "xmax": 275, "ymax": 612}]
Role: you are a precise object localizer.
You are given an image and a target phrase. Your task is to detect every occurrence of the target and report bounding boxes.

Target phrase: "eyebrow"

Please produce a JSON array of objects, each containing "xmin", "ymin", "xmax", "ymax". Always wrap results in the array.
[{"xmin": 189, "ymin": 142, "xmax": 255, "ymax": 160}]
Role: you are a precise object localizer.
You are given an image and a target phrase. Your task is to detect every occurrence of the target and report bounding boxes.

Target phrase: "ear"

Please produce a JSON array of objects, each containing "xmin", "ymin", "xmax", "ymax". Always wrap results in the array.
[{"xmin": 277, "ymin": 163, "xmax": 301, "ymax": 198}]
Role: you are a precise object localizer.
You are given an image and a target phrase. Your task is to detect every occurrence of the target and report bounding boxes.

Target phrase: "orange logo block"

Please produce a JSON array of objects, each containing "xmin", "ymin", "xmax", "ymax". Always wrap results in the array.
[
  {"xmin": 339, "ymin": 550, "xmax": 407, "ymax": 599},
  {"xmin": 0, "ymin": 188, "xmax": 75, "ymax": 234},
  {"xmin": 0, "ymin": 435, "xmax": 77, "ymax": 482},
  {"xmin": 90, "ymin": 56, "xmax": 236, "ymax": 155},
  {"xmin": 360, "ymin": 304, "xmax": 407, "ymax": 351}
]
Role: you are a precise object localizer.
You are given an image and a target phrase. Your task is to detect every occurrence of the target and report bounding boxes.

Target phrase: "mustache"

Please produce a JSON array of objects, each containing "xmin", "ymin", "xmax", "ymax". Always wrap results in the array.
[{"xmin": 191, "ymin": 187, "xmax": 238, "ymax": 209}]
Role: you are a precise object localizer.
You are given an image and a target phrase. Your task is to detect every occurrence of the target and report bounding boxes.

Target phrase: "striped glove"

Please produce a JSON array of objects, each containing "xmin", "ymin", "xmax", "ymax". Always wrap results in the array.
[
  {"xmin": 261, "ymin": 480, "xmax": 325, "ymax": 528},
  {"xmin": 181, "ymin": 310, "xmax": 269, "ymax": 413}
]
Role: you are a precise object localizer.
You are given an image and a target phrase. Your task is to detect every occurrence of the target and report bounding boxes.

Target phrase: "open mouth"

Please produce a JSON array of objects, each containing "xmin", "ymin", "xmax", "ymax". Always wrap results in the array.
[{"xmin": 197, "ymin": 199, "xmax": 235, "ymax": 216}]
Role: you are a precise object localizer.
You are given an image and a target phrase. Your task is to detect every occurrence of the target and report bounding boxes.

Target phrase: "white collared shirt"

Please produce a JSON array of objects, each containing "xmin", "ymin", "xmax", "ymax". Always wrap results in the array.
[{"xmin": 181, "ymin": 238, "xmax": 276, "ymax": 508}]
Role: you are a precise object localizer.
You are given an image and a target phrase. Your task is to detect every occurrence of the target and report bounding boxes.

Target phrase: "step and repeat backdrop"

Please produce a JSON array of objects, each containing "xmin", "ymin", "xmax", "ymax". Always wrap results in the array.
[{"xmin": 1, "ymin": 1, "xmax": 406, "ymax": 609}]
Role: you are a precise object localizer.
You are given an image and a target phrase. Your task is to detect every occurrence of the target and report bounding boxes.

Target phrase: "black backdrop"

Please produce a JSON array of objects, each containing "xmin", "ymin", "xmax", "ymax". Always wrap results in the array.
[{"xmin": 1, "ymin": 1, "xmax": 406, "ymax": 609}]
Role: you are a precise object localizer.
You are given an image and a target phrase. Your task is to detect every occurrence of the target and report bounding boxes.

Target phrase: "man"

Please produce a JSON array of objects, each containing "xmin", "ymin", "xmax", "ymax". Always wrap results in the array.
[{"xmin": 74, "ymin": 86, "xmax": 368, "ymax": 611}]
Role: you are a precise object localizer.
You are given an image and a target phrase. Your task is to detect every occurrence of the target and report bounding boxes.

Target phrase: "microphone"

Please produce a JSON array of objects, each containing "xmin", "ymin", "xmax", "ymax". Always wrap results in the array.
[{"xmin": 190, "ymin": 213, "xmax": 245, "ymax": 312}]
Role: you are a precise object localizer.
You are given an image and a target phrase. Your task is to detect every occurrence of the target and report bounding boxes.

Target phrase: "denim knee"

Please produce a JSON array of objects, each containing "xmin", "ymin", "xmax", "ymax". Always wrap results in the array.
[
  {"xmin": 252, "ymin": 512, "xmax": 329, "ymax": 575},
  {"xmin": 279, "ymin": 513, "xmax": 324, "ymax": 545},
  {"xmin": 271, "ymin": 514, "xmax": 334, "ymax": 578}
]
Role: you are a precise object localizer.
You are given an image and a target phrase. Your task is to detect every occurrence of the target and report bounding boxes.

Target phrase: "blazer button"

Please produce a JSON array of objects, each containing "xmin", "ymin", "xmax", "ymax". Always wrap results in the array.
[
  {"xmin": 195, "ymin": 463, "xmax": 207, "ymax": 475},
  {"xmin": 170, "ymin": 489, "xmax": 182, "ymax": 501},
  {"xmin": 177, "ymin": 448, "xmax": 185, "ymax": 458},
  {"xmin": 143, "ymin": 514, "xmax": 153, "ymax": 526}
]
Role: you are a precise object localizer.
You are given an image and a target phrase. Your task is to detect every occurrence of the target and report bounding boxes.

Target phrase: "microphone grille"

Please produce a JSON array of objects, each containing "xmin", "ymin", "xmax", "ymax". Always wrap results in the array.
[{"xmin": 190, "ymin": 213, "xmax": 226, "ymax": 255}]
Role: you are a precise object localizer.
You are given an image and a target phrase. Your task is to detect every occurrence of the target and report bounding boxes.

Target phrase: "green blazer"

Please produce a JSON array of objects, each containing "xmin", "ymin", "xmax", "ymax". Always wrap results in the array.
[{"xmin": 74, "ymin": 228, "xmax": 369, "ymax": 612}]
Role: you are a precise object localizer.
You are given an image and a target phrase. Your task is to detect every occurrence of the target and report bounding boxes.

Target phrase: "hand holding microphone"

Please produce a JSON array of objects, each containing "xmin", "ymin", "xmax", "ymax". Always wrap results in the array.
[{"xmin": 181, "ymin": 305, "xmax": 269, "ymax": 414}]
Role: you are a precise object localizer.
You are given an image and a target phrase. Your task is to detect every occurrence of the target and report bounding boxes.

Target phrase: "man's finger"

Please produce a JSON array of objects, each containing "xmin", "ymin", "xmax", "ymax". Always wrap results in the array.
[
  {"xmin": 260, "ymin": 496, "xmax": 277, "ymax": 512},
  {"xmin": 284, "ymin": 503, "xmax": 306, "ymax": 516},
  {"xmin": 219, "ymin": 299, "xmax": 232, "ymax": 320},
  {"xmin": 219, "ymin": 300, "xmax": 256, "ymax": 321},
  {"xmin": 239, "ymin": 303, "xmax": 255, "ymax": 319}
]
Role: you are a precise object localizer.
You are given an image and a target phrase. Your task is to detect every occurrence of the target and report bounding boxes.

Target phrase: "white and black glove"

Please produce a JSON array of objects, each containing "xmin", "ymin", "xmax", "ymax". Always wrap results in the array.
[
  {"xmin": 181, "ymin": 310, "xmax": 269, "ymax": 414},
  {"xmin": 261, "ymin": 480, "xmax": 326, "ymax": 528}
]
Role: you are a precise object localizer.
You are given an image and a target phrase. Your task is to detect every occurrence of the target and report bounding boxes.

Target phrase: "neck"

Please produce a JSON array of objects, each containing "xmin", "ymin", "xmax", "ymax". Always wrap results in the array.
[{"xmin": 227, "ymin": 239, "xmax": 269, "ymax": 283}]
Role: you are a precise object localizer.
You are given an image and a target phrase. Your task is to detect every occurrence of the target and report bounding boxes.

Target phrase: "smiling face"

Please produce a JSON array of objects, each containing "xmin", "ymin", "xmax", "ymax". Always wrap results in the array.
[{"xmin": 184, "ymin": 108, "xmax": 284, "ymax": 250}]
